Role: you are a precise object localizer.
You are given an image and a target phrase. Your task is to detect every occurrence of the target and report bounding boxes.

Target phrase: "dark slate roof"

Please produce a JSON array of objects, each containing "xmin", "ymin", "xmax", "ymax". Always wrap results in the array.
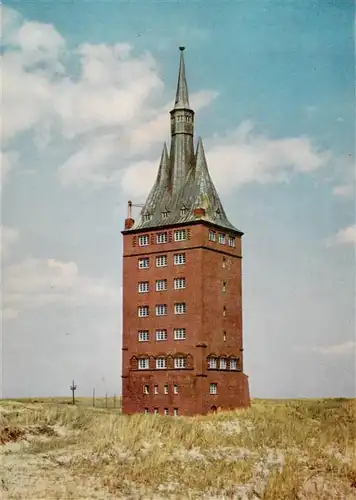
[{"xmin": 128, "ymin": 48, "xmax": 241, "ymax": 234}]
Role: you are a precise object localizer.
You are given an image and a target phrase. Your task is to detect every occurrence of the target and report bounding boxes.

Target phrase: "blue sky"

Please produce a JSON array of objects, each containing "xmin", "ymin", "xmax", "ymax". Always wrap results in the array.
[{"xmin": 1, "ymin": 0, "xmax": 355, "ymax": 399}]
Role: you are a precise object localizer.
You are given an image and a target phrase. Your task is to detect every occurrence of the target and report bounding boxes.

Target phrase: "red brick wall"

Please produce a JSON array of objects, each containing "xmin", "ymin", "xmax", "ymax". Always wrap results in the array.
[{"xmin": 122, "ymin": 223, "xmax": 250, "ymax": 416}]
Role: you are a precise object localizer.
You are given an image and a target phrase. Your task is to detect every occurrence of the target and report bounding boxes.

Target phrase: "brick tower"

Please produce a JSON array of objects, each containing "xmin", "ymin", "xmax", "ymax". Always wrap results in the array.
[{"xmin": 121, "ymin": 48, "xmax": 250, "ymax": 416}]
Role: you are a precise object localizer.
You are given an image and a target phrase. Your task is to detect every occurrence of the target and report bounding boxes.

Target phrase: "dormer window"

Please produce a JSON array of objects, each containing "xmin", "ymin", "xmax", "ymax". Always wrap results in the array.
[
  {"xmin": 180, "ymin": 205, "xmax": 188, "ymax": 217},
  {"xmin": 215, "ymin": 209, "xmax": 221, "ymax": 219},
  {"xmin": 162, "ymin": 209, "xmax": 170, "ymax": 219},
  {"xmin": 143, "ymin": 211, "xmax": 152, "ymax": 222}
]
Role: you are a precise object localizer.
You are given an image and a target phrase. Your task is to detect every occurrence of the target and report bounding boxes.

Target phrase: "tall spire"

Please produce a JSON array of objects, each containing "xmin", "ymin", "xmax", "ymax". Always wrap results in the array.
[
  {"xmin": 157, "ymin": 142, "xmax": 170, "ymax": 188},
  {"xmin": 174, "ymin": 47, "xmax": 190, "ymax": 109}
]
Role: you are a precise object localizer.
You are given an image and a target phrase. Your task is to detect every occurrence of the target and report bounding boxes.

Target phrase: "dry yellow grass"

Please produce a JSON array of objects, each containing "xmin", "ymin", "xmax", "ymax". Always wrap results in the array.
[{"xmin": 1, "ymin": 398, "xmax": 355, "ymax": 499}]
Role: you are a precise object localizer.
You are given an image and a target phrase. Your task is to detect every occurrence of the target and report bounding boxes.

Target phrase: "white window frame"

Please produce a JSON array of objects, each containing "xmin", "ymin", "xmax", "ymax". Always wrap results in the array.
[
  {"xmin": 138, "ymin": 258, "xmax": 149, "ymax": 269},
  {"xmin": 138, "ymin": 306, "xmax": 149, "ymax": 317},
  {"xmin": 209, "ymin": 357, "xmax": 217, "ymax": 369},
  {"xmin": 138, "ymin": 330, "xmax": 149, "ymax": 342},
  {"xmin": 173, "ymin": 384, "xmax": 178, "ymax": 394},
  {"xmin": 156, "ymin": 232, "xmax": 168, "ymax": 244},
  {"xmin": 219, "ymin": 358, "xmax": 227, "ymax": 370},
  {"xmin": 174, "ymin": 253, "xmax": 186, "ymax": 265},
  {"xmin": 156, "ymin": 279, "xmax": 167, "ymax": 292},
  {"xmin": 156, "ymin": 357, "xmax": 166, "ymax": 369},
  {"xmin": 164, "ymin": 384, "xmax": 168, "ymax": 394},
  {"xmin": 164, "ymin": 408, "xmax": 169, "ymax": 415},
  {"xmin": 174, "ymin": 357, "xmax": 186, "ymax": 369},
  {"xmin": 138, "ymin": 281, "xmax": 149, "ymax": 293},
  {"xmin": 209, "ymin": 230, "xmax": 216, "ymax": 241},
  {"xmin": 138, "ymin": 358, "xmax": 149, "ymax": 370},
  {"xmin": 154, "ymin": 385, "xmax": 158, "ymax": 394},
  {"xmin": 228, "ymin": 236, "xmax": 236, "ymax": 247},
  {"xmin": 156, "ymin": 304, "xmax": 167, "ymax": 316},
  {"xmin": 174, "ymin": 277, "xmax": 186, "ymax": 290},
  {"xmin": 156, "ymin": 255, "xmax": 168, "ymax": 267},
  {"xmin": 139, "ymin": 235, "xmax": 149, "ymax": 247},
  {"xmin": 144, "ymin": 408, "xmax": 149, "ymax": 414},
  {"xmin": 222, "ymin": 281, "xmax": 227, "ymax": 292},
  {"xmin": 218, "ymin": 233, "xmax": 226, "ymax": 244},
  {"xmin": 174, "ymin": 303, "xmax": 186, "ymax": 315},
  {"xmin": 156, "ymin": 329, "xmax": 167, "ymax": 341},
  {"xmin": 210, "ymin": 383, "xmax": 217, "ymax": 395},
  {"xmin": 230, "ymin": 359, "xmax": 237, "ymax": 370},
  {"xmin": 173, "ymin": 408, "xmax": 178, "ymax": 416},
  {"xmin": 174, "ymin": 229, "xmax": 187, "ymax": 242},
  {"xmin": 174, "ymin": 328, "xmax": 186, "ymax": 340},
  {"xmin": 143, "ymin": 385, "xmax": 149, "ymax": 394}
]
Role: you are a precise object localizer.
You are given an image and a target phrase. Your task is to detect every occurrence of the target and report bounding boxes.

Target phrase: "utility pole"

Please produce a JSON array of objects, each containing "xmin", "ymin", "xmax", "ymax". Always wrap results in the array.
[
  {"xmin": 70, "ymin": 380, "xmax": 77, "ymax": 405},
  {"xmin": 92, "ymin": 388, "xmax": 95, "ymax": 407}
]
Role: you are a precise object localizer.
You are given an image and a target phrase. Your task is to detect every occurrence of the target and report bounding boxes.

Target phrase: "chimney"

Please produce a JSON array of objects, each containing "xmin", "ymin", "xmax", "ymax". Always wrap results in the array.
[{"xmin": 124, "ymin": 200, "xmax": 135, "ymax": 229}]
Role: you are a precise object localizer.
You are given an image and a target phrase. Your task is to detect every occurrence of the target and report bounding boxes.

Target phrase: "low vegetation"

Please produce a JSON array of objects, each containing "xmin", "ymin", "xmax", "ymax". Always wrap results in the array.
[{"xmin": 1, "ymin": 397, "xmax": 355, "ymax": 499}]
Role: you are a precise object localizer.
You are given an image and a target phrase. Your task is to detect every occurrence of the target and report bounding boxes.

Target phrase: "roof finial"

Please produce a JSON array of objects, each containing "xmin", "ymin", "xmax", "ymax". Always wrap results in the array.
[{"xmin": 174, "ymin": 46, "xmax": 190, "ymax": 109}]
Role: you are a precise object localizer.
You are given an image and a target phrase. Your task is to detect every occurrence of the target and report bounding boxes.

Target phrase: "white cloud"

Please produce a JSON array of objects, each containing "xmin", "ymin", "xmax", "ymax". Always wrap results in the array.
[
  {"xmin": 3, "ymin": 257, "xmax": 119, "ymax": 319},
  {"xmin": 297, "ymin": 341, "xmax": 356, "ymax": 356},
  {"xmin": 327, "ymin": 225, "xmax": 356, "ymax": 247},
  {"xmin": 0, "ymin": 226, "xmax": 19, "ymax": 260},
  {"xmin": 1, "ymin": 150, "xmax": 19, "ymax": 186},
  {"xmin": 332, "ymin": 184, "xmax": 354, "ymax": 199}
]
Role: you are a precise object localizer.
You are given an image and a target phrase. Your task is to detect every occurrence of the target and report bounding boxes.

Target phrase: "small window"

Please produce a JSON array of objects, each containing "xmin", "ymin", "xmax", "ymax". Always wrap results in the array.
[
  {"xmin": 222, "ymin": 281, "xmax": 227, "ymax": 292},
  {"xmin": 210, "ymin": 383, "xmax": 217, "ymax": 395},
  {"xmin": 174, "ymin": 230, "xmax": 187, "ymax": 241},
  {"xmin": 156, "ymin": 304, "xmax": 167, "ymax": 316},
  {"xmin": 222, "ymin": 257, "xmax": 226, "ymax": 268},
  {"xmin": 138, "ymin": 330, "xmax": 149, "ymax": 342},
  {"xmin": 162, "ymin": 211, "xmax": 170, "ymax": 219},
  {"xmin": 174, "ymin": 357, "xmax": 186, "ymax": 369},
  {"xmin": 228, "ymin": 236, "xmax": 236, "ymax": 247},
  {"xmin": 156, "ymin": 279, "xmax": 167, "ymax": 291},
  {"xmin": 174, "ymin": 277, "xmax": 186, "ymax": 290},
  {"xmin": 154, "ymin": 385, "xmax": 158, "ymax": 394},
  {"xmin": 139, "ymin": 235, "xmax": 149, "ymax": 247},
  {"xmin": 180, "ymin": 207, "xmax": 188, "ymax": 217},
  {"xmin": 223, "ymin": 332, "xmax": 227, "ymax": 342},
  {"xmin": 144, "ymin": 408, "xmax": 149, "ymax": 414},
  {"xmin": 156, "ymin": 358, "xmax": 166, "ymax": 369},
  {"xmin": 154, "ymin": 408, "xmax": 159, "ymax": 414},
  {"xmin": 164, "ymin": 408, "xmax": 169, "ymax": 415},
  {"xmin": 138, "ymin": 358, "xmax": 149, "ymax": 370},
  {"xmin": 219, "ymin": 358, "xmax": 227, "ymax": 370},
  {"xmin": 174, "ymin": 328, "xmax": 186, "ymax": 340},
  {"xmin": 173, "ymin": 408, "xmax": 179, "ymax": 416},
  {"xmin": 209, "ymin": 357, "xmax": 217, "ymax": 369},
  {"xmin": 209, "ymin": 230, "xmax": 216, "ymax": 242},
  {"xmin": 174, "ymin": 303, "xmax": 186, "ymax": 315},
  {"xmin": 218, "ymin": 233, "xmax": 226, "ymax": 244},
  {"xmin": 156, "ymin": 255, "xmax": 168, "ymax": 267},
  {"xmin": 143, "ymin": 212, "xmax": 152, "ymax": 221},
  {"xmin": 138, "ymin": 281, "xmax": 149, "ymax": 293},
  {"xmin": 156, "ymin": 329, "xmax": 167, "ymax": 341},
  {"xmin": 138, "ymin": 306, "xmax": 149, "ymax": 317},
  {"xmin": 174, "ymin": 253, "xmax": 186, "ymax": 265},
  {"xmin": 138, "ymin": 258, "xmax": 149, "ymax": 269},
  {"xmin": 143, "ymin": 385, "xmax": 149, "ymax": 394},
  {"xmin": 164, "ymin": 384, "xmax": 168, "ymax": 394},
  {"xmin": 223, "ymin": 306, "xmax": 227, "ymax": 317},
  {"xmin": 173, "ymin": 384, "xmax": 178, "ymax": 394},
  {"xmin": 157, "ymin": 232, "xmax": 168, "ymax": 244},
  {"xmin": 230, "ymin": 359, "xmax": 237, "ymax": 370}
]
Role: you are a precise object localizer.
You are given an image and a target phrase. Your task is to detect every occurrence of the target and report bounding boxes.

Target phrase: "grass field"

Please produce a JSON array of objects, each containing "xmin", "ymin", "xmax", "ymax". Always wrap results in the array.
[{"xmin": 1, "ymin": 398, "xmax": 355, "ymax": 499}]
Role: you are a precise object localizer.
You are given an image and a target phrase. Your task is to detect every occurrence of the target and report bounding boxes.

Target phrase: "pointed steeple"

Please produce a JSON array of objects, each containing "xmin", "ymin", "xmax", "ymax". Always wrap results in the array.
[
  {"xmin": 156, "ymin": 142, "xmax": 170, "ymax": 188},
  {"xmin": 174, "ymin": 47, "xmax": 190, "ymax": 109}
]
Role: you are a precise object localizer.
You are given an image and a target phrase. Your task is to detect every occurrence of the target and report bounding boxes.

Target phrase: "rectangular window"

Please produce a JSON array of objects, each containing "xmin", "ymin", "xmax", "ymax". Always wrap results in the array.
[
  {"xmin": 174, "ymin": 328, "xmax": 186, "ymax": 340},
  {"xmin": 138, "ymin": 258, "xmax": 149, "ymax": 269},
  {"xmin": 209, "ymin": 357, "xmax": 217, "ymax": 369},
  {"xmin": 144, "ymin": 408, "xmax": 149, "ymax": 414},
  {"xmin": 156, "ymin": 358, "xmax": 166, "ymax": 369},
  {"xmin": 174, "ymin": 253, "xmax": 186, "ymax": 265},
  {"xmin": 138, "ymin": 306, "xmax": 149, "ymax": 317},
  {"xmin": 156, "ymin": 232, "xmax": 168, "ymax": 244},
  {"xmin": 139, "ymin": 235, "xmax": 149, "ymax": 247},
  {"xmin": 174, "ymin": 229, "xmax": 187, "ymax": 241},
  {"xmin": 219, "ymin": 358, "xmax": 227, "ymax": 370},
  {"xmin": 173, "ymin": 384, "xmax": 178, "ymax": 394},
  {"xmin": 154, "ymin": 385, "xmax": 158, "ymax": 394},
  {"xmin": 210, "ymin": 383, "xmax": 217, "ymax": 395},
  {"xmin": 156, "ymin": 255, "xmax": 168, "ymax": 267},
  {"xmin": 138, "ymin": 281, "xmax": 149, "ymax": 293},
  {"xmin": 218, "ymin": 233, "xmax": 226, "ymax": 244},
  {"xmin": 156, "ymin": 329, "xmax": 167, "ymax": 341},
  {"xmin": 138, "ymin": 358, "xmax": 149, "ymax": 370},
  {"xmin": 156, "ymin": 279, "xmax": 167, "ymax": 291},
  {"xmin": 222, "ymin": 257, "xmax": 226, "ymax": 268},
  {"xmin": 173, "ymin": 408, "xmax": 178, "ymax": 416},
  {"xmin": 138, "ymin": 330, "xmax": 149, "ymax": 342},
  {"xmin": 209, "ymin": 230, "xmax": 216, "ymax": 241},
  {"xmin": 228, "ymin": 236, "xmax": 236, "ymax": 247},
  {"xmin": 164, "ymin": 384, "xmax": 168, "ymax": 394},
  {"xmin": 174, "ymin": 277, "xmax": 186, "ymax": 290},
  {"xmin": 154, "ymin": 408, "xmax": 159, "ymax": 414},
  {"xmin": 174, "ymin": 303, "xmax": 186, "ymax": 315},
  {"xmin": 230, "ymin": 359, "xmax": 237, "ymax": 370},
  {"xmin": 164, "ymin": 408, "xmax": 169, "ymax": 415},
  {"xmin": 156, "ymin": 304, "xmax": 167, "ymax": 316},
  {"xmin": 222, "ymin": 281, "xmax": 227, "ymax": 292},
  {"xmin": 143, "ymin": 385, "xmax": 149, "ymax": 394},
  {"xmin": 174, "ymin": 357, "xmax": 186, "ymax": 369}
]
